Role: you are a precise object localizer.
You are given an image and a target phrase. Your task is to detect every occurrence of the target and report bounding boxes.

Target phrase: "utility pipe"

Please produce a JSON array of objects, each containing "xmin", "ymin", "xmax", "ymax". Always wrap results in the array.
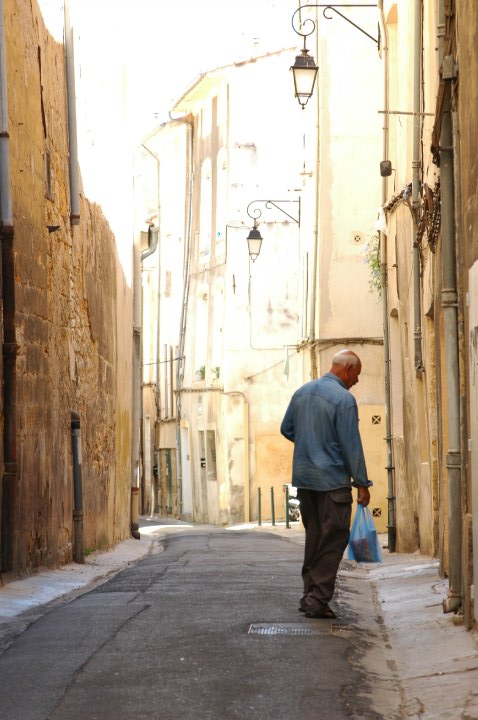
[
  {"xmin": 0, "ymin": 0, "xmax": 11, "ymax": 228},
  {"xmin": 131, "ymin": 206, "xmax": 142, "ymax": 536},
  {"xmin": 0, "ymin": 0, "xmax": 16, "ymax": 573},
  {"xmin": 140, "ymin": 142, "xmax": 160, "ymax": 262},
  {"xmin": 64, "ymin": 0, "xmax": 80, "ymax": 225},
  {"xmin": 140, "ymin": 224, "xmax": 159, "ymax": 262},
  {"xmin": 139, "ymin": 142, "xmax": 160, "ymax": 520},
  {"xmin": 452, "ymin": 105, "xmax": 468, "ymax": 618},
  {"xmin": 309, "ymin": 6, "xmax": 320, "ymax": 379},
  {"xmin": 243, "ymin": 399, "xmax": 250, "ymax": 522},
  {"xmin": 141, "ymin": 142, "xmax": 161, "ymax": 400},
  {"xmin": 71, "ymin": 412, "xmax": 84, "ymax": 563},
  {"xmin": 412, "ymin": 0, "xmax": 423, "ymax": 372},
  {"xmin": 175, "ymin": 116, "xmax": 194, "ymax": 517},
  {"xmin": 438, "ymin": 0, "xmax": 462, "ymax": 614},
  {"xmin": 377, "ymin": 1, "xmax": 396, "ymax": 552},
  {"xmin": 131, "ymin": 141, "xmax": 162, "ymax": 533}
]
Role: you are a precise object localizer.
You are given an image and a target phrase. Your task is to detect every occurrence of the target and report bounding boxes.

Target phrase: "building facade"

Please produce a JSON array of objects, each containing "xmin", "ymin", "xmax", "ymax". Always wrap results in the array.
[
  {"xmin": 138, "ymin": 34, "xmax": 387, "ymax": 530},
  {"xmin": 380, "ymin": 0, "xmax": 477, "ymax": 627}
]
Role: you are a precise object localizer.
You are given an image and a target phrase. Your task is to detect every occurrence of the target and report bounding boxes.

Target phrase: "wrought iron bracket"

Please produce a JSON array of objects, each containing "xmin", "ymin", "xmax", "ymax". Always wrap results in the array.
[
  {"xmin": 292, "ymin": 4, "xmax": 379, "ymax": 46},
  {"xmin": 246, "ymin": 199, "xmax": 301, "ymax": 226}
]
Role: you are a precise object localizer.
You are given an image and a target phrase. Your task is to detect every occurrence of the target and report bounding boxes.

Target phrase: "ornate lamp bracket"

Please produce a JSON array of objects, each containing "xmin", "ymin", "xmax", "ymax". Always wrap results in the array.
[
  {"xmin": 292, "ymin": 4, "xmax": 379, "ymax": 47},
  {"xmin": 246, "ymin": 199, "xmax": 301, "ymax": 226},
  {"xmin": 245, "ymin": 199, "xmax": 301, "ymax": 261}
]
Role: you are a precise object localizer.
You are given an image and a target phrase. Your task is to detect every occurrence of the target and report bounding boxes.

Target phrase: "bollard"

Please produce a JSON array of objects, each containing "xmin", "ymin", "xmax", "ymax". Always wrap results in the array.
[
  {"xmin": 285, "ymin": 484, "xmax": 290, "ymax": 529},
  {"xmin": 270, "ymin": 486, "xmax": 275, "ymax": 526},
  {"xmin": 258, "ymin": 487, "xmax": 262, "ymax": 526}
]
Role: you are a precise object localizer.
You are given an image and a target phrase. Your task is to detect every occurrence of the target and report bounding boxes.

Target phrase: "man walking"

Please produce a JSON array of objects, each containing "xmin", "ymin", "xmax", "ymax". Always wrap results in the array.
[{"xmin": 280, "ymin": 349, "xmax": 372, "ymax": 618}]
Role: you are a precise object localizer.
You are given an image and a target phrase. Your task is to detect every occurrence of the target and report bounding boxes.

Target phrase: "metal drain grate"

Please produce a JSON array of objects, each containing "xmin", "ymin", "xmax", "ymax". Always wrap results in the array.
[{"xmin": 248, "ymin": 623, "xmax": 329, "ymax": 636}]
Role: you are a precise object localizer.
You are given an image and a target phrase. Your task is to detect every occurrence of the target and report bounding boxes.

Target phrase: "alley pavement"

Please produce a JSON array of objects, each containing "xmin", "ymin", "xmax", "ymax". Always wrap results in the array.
[{"xmin": 0, "ymin": 517, "xmax": 477, "ymax": 719}]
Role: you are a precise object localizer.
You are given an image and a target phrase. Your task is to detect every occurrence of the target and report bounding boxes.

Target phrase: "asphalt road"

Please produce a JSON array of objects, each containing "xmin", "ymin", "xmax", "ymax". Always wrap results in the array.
[{"xmin": 0, "ymin": 527, "xmax": 387, "ymax": 720}]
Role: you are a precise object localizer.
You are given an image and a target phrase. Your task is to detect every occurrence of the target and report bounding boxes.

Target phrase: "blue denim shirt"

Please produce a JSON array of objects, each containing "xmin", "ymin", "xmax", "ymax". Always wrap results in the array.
[{"xmin": 280, "ymin": 373, "xmax": 372, "ymax": 491}]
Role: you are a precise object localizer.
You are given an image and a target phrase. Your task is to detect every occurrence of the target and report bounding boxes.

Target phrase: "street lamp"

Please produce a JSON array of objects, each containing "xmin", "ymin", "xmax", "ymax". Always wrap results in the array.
[
  {"xmin": 291, "ymin": 4, "xmax": 379, "ymax": 108},
  {"xmin": 246, "ymin": 222, "xmax": 263, "ymax": 262},
  {"xmin": 246, "ymin": 199, "xmax": 301, "ymax": 261},
  {"xmin": 290, "ymin": 37, "xmax": 318, "ymax": 109}
]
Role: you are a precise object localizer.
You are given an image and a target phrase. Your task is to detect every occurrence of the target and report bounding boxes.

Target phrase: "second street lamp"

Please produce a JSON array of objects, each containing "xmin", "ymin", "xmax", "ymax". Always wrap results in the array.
[
  {"xmin": 246, "ymin": 221, "xmax": 263, "ymax": 262},
  {"xmin": 245, "ymin": 199, "xmax": 301, "ymax": 261}
]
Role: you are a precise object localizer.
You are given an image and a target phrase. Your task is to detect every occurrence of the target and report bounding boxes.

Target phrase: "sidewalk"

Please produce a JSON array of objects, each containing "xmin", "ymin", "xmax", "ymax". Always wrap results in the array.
[{"xmin": 0, "ymin": 518, "xmax": 477, "ymax": 719}]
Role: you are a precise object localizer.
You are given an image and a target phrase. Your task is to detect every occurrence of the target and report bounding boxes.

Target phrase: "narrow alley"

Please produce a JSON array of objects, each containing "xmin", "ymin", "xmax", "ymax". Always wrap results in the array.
[{"xmin": 0, "ymin": 520, "xmax": 476, "ymax": 720}]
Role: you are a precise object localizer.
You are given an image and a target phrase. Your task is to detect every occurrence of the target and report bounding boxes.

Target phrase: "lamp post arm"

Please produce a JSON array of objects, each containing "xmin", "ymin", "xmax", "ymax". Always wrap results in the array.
[
  {"xmin": 292, "ymin": 4, "xmax": 378, "ymax": 46},
  {"xmin": 246, "ymin": 199, "xmax": 301, "ymax": 225}
]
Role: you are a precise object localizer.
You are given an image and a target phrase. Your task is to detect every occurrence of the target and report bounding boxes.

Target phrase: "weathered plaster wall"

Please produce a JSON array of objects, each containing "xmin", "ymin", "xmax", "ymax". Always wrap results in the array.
[
  {"xmin": 2, "ymin": 0, "xmax": 132, "ymax": 576},
  {"xmin": 382, "ymin": 0, "xmax": 442, "ymax": 556},
  {"xmin": 456, "ymin": 0, "xmax": 478, "ymax": 619}
]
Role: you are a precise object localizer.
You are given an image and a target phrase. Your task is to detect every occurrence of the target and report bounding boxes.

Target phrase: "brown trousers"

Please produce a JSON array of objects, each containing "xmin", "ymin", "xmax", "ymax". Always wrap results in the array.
[{"xmin": 297, "ymin": 487, "xmax": 353, "ymax": 605}]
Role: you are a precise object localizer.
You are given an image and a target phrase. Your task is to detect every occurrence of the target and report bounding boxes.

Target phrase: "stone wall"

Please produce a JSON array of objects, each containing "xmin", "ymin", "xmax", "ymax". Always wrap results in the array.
[{"xmin": 0, "ymin": 0, "xmax": 132, "ymax": 577}]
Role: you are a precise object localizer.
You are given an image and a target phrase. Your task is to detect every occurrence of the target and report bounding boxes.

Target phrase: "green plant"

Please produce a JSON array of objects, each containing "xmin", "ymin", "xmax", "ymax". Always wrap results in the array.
[{"xmin": 362, "ymin": 233, "xmax": 382, "ymax": 297}]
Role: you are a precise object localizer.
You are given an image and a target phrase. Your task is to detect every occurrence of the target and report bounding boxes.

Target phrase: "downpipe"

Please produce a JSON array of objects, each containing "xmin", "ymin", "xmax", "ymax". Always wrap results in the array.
[
  {"xmin": 377, "ymin": 0, "xmax": 396, "ymax": 552},
  {"xmin": 71, "ymin": 412, "xmax": 84, "ymax": 563},
  {"xmin": 64, "ymin": 0, "xmax": 80, "ymax": 225},
  {"xmin": 412, "ymin": 0, "xmax": 423, "ymax": 372},
  {"xmin": 438, "ymin": 0, "xmax": 462, "ymax": 614},
  {"xmin": 0, "ymin": 0, "xmax": 17, "ymax": 574},
  {"xmin": 175, "ymin": 116, "xmax": 194, "ymax": 517}
]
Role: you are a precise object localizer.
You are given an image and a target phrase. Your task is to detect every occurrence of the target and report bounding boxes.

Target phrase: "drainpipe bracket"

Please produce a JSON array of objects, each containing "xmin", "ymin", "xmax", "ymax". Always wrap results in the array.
[
  {"xmin": 442, "ymin": 55, "xmax": 458, "ymax": 80},
  {"xmin": 442, "ymin": 288, "xmax": 458, "ymax": 307},
  {"xmin": 443, "ymin": 592, "xmax": 462, "ymax": 614},
  {"xmin": 2, "ymin": 342, "xmax": 19, "ymax": 356},
  {"xmin": 445, "ymin": 449, "xmax": 461, "ymax": 468},
  {"xmin": 0, "ymin": 225, "xmax": 14, "ymax": 239}
]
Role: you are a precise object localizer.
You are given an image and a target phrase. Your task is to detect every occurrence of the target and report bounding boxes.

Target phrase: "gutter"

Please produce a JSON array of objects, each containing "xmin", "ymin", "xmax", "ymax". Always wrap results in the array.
[
  {"xmin": 64, "ymin": 0, "xmax": 80, "ymax": 225},
  {"xmin": 412, "ymin": 0, "xmax": 423, "ymax": 372},
  {"xmin": 377, "ymin": 1, "xmax": 396, "ymax": 552},
  {"xmin": 437, "ymin": 0, "xmax": 462, "ymax": 614},
  {"xmin": 0, "ymin": 0, "xmax": 16, "ymax": 573},
  {"xmin": 175, "ymin": 115, "xmax": 194, "ymax": 517}
]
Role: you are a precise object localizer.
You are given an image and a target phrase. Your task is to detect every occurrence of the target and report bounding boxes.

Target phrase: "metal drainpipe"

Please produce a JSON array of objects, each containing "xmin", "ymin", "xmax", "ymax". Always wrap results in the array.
[
  {"xmin": 139, "ymin": 154, "xmax": 160, "ymax": 515},
  {"xmin": 71, "ymin": 412, "xmax": 84, "ymax": 563},
  {"xmin": 141, "ymin": 144, "xmax": 161, "ymax": 515},
  {"xmin": 309, "ymin": 6, "xmax": 320, "ymax": 379},
  {"xmin": 64, "ymin": 0, "xmax": 80, "ymax": 225},
  {"xmin": 131, "ymin": 221, "xmax": 142, "ymax": 537},
  {"xmin": 378, "ymin": 1, "xmax": 396, "ymax": 552},
  {"xmin": 412, "ymin": 0, "xmax": 424, "ymax": 372},
  {"xmin": 438, "ymin": 0, "xmax": 462, "ymax": 614},
  {"xmin": 175, "ymin": 116, "xmax": 194, "ymax": 517},
  {"xmin": 131, "ymin": 173, "xmax": 159, "ymax": 534},
  {"xmin": 140, "ymin": 144, "xmax": 161, "ymax": 398},
  {"xmin": 0, "ymin": 0, "xmax": 17, "ymax": 573}
]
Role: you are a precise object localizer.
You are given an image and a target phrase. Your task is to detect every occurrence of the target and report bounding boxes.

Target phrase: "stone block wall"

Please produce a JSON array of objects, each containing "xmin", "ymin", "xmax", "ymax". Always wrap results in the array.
[{"xmin": 0, "ymin": 0, "xmax": 132, "ymax": 577}]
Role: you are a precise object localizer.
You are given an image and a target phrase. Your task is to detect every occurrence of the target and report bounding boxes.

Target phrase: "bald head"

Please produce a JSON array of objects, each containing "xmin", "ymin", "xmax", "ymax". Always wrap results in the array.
[{"xmin": 330, "ymin": 350, "xmax": 362, "ymax": 388}]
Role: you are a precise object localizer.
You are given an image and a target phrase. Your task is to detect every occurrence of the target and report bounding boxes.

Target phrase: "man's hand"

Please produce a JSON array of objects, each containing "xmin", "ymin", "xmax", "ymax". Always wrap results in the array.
[{"xmin": 357, "ymin": 486, "xmax": 370, "ymax": 507}]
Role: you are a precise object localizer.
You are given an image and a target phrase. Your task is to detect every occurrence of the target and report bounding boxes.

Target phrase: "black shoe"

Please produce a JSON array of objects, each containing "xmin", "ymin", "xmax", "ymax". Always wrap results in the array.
[{"xmin": 304, "ymin": 599, "xmax": 336, "ymax": 619}]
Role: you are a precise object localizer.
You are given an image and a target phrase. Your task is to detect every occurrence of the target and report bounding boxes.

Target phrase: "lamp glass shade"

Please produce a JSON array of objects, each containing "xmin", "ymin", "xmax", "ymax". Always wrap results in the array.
[
  {"xmin": 247, "ymin": 227, "xmax": 263, "ymax": 261},
  {"xmin": 291, "ymin": 49, "xmax": 318, "ymax": 107}
]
